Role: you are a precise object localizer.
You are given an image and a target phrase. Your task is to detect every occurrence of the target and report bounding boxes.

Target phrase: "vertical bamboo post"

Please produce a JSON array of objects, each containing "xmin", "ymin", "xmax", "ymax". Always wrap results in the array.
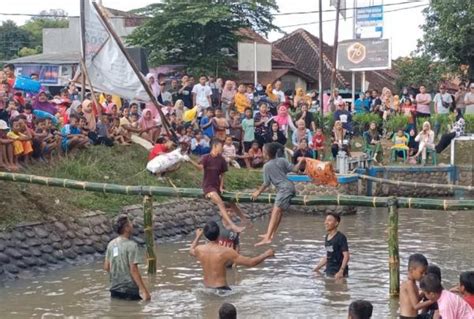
[
  {"xmin": 143, "ymin": 195, "xmax": 156, "ymax": 274},
  {"xmin": 387, "ymin": 197, "xmax": 400, "ymax": 297}
]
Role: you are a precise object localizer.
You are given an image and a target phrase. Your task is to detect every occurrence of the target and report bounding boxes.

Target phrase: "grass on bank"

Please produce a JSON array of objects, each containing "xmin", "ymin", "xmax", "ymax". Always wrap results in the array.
[{"xmin": 0, "ymin": 144, "xmax": 263, "ymax": 228}]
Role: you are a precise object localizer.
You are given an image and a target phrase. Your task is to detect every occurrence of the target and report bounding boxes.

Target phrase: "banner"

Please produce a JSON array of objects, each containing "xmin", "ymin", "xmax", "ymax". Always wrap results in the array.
[
  {"xmin": 15, "ymin": 64, "xmax": 60, "ymax": 85},
  {"xmin": 82, "ymin": 0, "xmax": 149, "ymax": 101},
  {"xmin": 336, "ymin": 38, "xmax": 391, "ymax": 71}
]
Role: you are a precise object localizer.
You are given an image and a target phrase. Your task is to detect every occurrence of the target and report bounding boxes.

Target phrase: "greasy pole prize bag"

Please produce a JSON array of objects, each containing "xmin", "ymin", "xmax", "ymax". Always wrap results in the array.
[
  {"xmin": 13, "ymin": 76, "xmax": 42, "ymax": 93},
  {"xmin": 146, "ymin": 148, "xmax": 190, "ymax": 174}
]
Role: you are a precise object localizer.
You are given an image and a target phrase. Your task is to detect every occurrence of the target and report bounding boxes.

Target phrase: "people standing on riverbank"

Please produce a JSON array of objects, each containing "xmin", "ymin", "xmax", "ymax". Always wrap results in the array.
[
  {"xmin": 313, "ymin": 212, "xmax": 350, "ymax": 279},
  {"xmin": 188, "ymin": 138, "xmax": 248, "ymax": 233},
  {"xmin": 251, "ymin": 142, "xmax": 305, "ymax": 246},
  {"xmin": 104, "ymin": 215, "xmax": 151, "ymax": 301},
  {"xmin": 189, "ymin": 221, "xmax": 274, "ymax": 290},
  {"xmin": 399, "ymin": 253, "xmax": 432, "ymax": 318}
]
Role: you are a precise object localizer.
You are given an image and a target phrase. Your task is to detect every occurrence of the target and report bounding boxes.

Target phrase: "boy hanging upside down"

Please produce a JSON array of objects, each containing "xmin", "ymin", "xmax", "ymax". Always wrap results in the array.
[{"xmin": 189, "ymin": 138, "xmax": 250, "ymax": 233}]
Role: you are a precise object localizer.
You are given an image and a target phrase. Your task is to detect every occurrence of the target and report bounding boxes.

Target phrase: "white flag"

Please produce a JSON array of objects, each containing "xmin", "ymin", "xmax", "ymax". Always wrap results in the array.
[{"xmin": 82, "ymin": 0, "xmax": 149, "ymax": 101}]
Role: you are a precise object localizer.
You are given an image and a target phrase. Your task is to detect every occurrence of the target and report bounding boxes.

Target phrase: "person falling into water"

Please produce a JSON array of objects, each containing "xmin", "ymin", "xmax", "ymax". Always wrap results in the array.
[
  {"xmin": 313, "ymin": 213, "xmax": 350, "ymax": 279},
  {"xmin": 251, "ymin": 142, "xmax": 306, "ymax": 246},
  {"xmin": 189, "ymin": 138, "xmax": 249, "ymax": 233},
  {"xmin": 189, "ymin": 220, "xmax": 274, "ymax": 291},
  {"xmin": 104, "ymin": 215, "xmax": 151, "ymax": 301}
]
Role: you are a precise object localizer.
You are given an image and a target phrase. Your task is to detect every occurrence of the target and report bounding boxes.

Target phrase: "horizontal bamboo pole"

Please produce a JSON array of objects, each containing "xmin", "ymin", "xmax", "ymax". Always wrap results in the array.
[
  {"xmin": 1, "ymin": 172, "xmax": 474, "ymax": 211},
  {"xmin": 358, "ymin": 174, "xmax": 473, "ymax": 192}
]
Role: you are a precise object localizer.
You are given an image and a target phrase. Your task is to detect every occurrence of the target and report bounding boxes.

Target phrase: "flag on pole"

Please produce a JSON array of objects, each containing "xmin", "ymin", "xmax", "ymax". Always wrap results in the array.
[
  {"xmin": 330, "ymin": 0, "xmax": 347, "ymax": 19},
  {"xmin": 81, "ymin": 0, "xmax": 149, "ymax": 101}
]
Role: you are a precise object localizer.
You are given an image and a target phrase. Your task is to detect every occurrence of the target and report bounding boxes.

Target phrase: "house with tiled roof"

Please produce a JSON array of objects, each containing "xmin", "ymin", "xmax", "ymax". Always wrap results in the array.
[
  {"xmin": 235, "ymin": 28, "xmax": 317, "ymax": 91},
  {"xmin": 273, "ymin": 28, "xmax": 397, "ymax": 93}
]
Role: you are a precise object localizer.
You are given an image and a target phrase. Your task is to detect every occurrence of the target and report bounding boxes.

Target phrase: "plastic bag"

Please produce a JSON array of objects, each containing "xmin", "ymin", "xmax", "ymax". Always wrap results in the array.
[
  {"xmin": 146, "ymin": 148, "xmax": 190, "ymax": 174},
  {"xmin": 33, "ymin": 109, "xmax": 59, "ymax": 126},
  {"xmin": 304, "ymin": 158, "xmax": 338, "ymax": 187}
]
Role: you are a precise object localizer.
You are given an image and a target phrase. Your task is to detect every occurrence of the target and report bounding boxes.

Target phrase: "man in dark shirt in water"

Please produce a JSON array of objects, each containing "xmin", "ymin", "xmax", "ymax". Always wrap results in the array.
[
  {"xmin": 189, "ymin": 221, "xmax": 274, "ymax": 290},
  {"xmin": 313, "ymin": 212, "xmax": 350, "ymax": 279}
]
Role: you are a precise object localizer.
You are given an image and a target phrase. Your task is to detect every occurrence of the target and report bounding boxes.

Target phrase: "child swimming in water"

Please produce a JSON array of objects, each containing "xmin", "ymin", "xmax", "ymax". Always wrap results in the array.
[{"xmin": 251, "ymin": 142, "xmax": 305, "ymax": 246}]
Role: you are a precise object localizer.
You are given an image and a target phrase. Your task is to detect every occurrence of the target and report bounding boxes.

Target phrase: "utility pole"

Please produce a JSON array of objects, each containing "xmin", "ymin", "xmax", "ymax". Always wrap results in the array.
[
  {"xmin": 318, "ymin": 0, "xmax": 324, "ymax": 117},
  {"xmin": 331, "ymin": 0, "xmax": 341, "ymax": 93}
]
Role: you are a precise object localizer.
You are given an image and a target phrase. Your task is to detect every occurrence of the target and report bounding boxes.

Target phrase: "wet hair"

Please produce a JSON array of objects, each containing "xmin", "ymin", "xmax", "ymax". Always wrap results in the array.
[
  {"xmin": 219, "ymin": 303, "xmax": 237, "ymax": 319},
  {"xmin": 420, "ymin": 273, "xmax": 443, "ymax": 294},
  {"xmin": 460, "ymin": 271, "xmax": 474, "ymax": 294},
  {"xmin": 210, "ymin": 137, "xmax": 223, "ymax": 149},
  {"xmin": 408, "ymin": 253, "xmax": 428, "ymax": 270},
  {"xmin": 263, "ymin": 142, "xmax": 284, "ymax": 159},
  {"xmin": 326, "ymin": 212, "xmax": 341, "ymax": 223},
  {"xmin": 348, "ymin": 300, "xmax": 373, "ymax": 319},
  {"xmin": 203, "ymin": 221, "xmax": 219, "ymax": 241},
  {"xmin": 427, "ymin": 264, "xmax": 442, "ymax": 282},
  {"xmin": 114, "ymin": 214, "xmax": 130, "ymax": 235}
]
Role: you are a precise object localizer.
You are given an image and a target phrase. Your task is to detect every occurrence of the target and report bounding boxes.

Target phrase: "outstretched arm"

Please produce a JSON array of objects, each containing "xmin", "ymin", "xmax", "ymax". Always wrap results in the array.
[
  {"xmin": 233, "ymin": 249, "xmax": 274, "ymax": 267},
  {"xmin": 251, "ymin": 183, "xmax": 269, "ymax": 200},
  {"xmin": 188, "ymin": 158, "xmax": 203, "ymax": 170},
  {"xmin": 189, "ymin": 229, "xmax": 203, "ymax": 257}
]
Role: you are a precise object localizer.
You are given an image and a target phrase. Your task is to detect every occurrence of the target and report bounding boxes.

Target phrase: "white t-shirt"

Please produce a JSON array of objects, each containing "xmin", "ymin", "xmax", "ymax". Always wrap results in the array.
[
  {"xmin": 273, "ymin": 89, "xmax": 286, "ymax": 103},
  {"xmin": 434, "ymin": 92, "xmax": 452, "ymax": 114},
  {"xmin": 192, "ymin": 84, "xmax": 212, "ymax": 108}
]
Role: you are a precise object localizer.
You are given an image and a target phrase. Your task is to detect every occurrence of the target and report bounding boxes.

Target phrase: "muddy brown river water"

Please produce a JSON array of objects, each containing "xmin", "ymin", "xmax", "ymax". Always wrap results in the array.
[{"xmin": 0, "ymin": 208, "xmax": 472, "ymax": 318}]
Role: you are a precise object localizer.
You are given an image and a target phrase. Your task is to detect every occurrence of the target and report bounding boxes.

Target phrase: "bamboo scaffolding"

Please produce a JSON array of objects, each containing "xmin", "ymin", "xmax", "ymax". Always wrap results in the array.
[
  {"xmin": 358, "ymin": 174, "xmax": 473, "ymax": 192},
  {"xmin": 1, "ymin": 172, "xmax": 474, "ymax": 211},
  {"xmin": 143, "ymin": 195, "xmax": 156, "ymax": 274},
  {"xmin": 387, "ymin": 197, "xmax": 400, "ymax": 296}
]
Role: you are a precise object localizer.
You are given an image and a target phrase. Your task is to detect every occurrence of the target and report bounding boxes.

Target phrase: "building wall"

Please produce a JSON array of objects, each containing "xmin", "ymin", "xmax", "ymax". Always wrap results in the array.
[
  {"xmin": 43, "ymin": 17, "xmax": 136, "ymax": 55},
  {"xmin": 281, "ymin": 74, "xmax": 307, "ymax": 92}
]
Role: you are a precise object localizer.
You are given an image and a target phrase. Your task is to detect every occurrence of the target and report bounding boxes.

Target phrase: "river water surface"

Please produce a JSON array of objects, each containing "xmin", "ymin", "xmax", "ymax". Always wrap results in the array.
[{"xmin": 0, "ymin": 208, "xmax": 472, "ymax": 319}]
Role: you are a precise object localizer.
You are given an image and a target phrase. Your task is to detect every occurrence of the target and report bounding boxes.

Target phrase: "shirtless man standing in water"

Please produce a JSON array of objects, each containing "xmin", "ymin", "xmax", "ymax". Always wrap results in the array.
[{"xmin": 189, "ymin": 221, "xmax": 274, "ymax": 290}]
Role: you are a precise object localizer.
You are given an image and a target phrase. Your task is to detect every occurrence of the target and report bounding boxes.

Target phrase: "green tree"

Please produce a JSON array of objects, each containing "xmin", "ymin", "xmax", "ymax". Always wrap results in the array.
[
  {"xmin": 127, "ymin": 0, "xmax": 279, "ymax": 76},
  {"xmin": 393, "ymin": 56, "xmax": 450, "ymax": 92},
  {"xmin": 0, "ymin": 20, "xmax": 31, "ymax": 60},
  {"xmin": 419, "ymin": 0, "xmax": 474, "ymax": 81},
  {"xmin": 21, "ymin": 9, "xmax": 69, "ymax": 53},
  {"xmin": 18, "ymin": 47, "xmax": 39, "ymax": 57}
]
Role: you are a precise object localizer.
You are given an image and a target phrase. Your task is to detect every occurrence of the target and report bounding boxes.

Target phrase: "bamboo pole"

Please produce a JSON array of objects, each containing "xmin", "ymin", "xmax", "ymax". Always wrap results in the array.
[
  {"xmin": 143, "ymin": 195, "xmax": 156, "ymax": 274},
  {"xmin": 91, "ymin": 2, "xmax": 176, "ymax": 141},
  {"xmin": 1, "ymin": 172, "xmax": 474, "ymax": 211},
  {"xmin": 358, "ymin": 174, "xmax": 473, "ymax": 192},
  {"xmin": 79, "ymin": 59, "xmax": 102, "ymax": 116},
  {"xmin": 387, "ymin": 197, "xmax": 400, "ymax": 297}
]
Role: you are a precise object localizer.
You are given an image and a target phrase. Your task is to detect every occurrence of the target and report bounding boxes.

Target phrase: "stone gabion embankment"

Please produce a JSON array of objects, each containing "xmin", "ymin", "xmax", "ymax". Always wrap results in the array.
[{"xmin": 0, "ymin": 213, "xmax": 113, "ymax": 281}]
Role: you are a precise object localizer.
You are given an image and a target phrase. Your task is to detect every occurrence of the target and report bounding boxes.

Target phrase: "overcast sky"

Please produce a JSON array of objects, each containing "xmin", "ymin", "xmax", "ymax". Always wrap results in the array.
[{"xmin": 0, "ymin": 0, "xmax": 428, "ymax": 58}]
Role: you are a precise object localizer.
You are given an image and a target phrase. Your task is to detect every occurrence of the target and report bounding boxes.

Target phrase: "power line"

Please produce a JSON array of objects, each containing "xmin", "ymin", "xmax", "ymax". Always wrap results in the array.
[
  {"xmin": 273, "ymin": 0, "xmax": 425, "ymax": 16},
  {"xmin": 277, "ymin": 3, "xmax": 428, "ymax": 29},
  {"xmin": 0, "ymin": 0, "xmax": 428, "ymax": 20}
]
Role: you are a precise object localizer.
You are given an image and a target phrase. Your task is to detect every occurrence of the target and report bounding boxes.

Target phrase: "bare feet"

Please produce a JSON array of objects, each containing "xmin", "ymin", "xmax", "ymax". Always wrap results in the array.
[
  {"xmin": 258, "ymin": 233, "xmax": 273, "ymax": 239},
  {"xmin": 254, "ymin": 238, "xmax": 272, "ymax": 247}
]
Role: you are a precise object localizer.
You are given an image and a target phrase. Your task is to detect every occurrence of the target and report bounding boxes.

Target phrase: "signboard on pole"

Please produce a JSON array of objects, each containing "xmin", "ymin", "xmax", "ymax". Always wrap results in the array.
[
  {"xmin": 337, "ymin": 38, "xmax": 391, "ymax": 71},
  {"xmin": 355, "ymin": 4, "xmax": 383, "ymax": 39},
  {"xmin": 237, "ymin": 42, "xmax": 272, "ymax": 72}
]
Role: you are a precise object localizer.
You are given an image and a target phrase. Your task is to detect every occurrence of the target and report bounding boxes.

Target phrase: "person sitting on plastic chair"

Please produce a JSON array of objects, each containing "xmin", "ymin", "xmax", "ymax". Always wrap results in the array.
[
  {"xmin": 363, "ymin": 122, "xmax": 383, "ymax": 163},
  {"xmin": 391, "ymin": 129, "xmax": 409, "ymax": 163}
]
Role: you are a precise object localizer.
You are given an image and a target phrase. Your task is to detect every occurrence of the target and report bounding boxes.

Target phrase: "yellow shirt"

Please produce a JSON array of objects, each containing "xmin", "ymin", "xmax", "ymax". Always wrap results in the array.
[
  {"xmin": 234, "ymin": 92, "xmax": 250, "ymax": 114},
  {"xmin": 99, "ymin": 94, "xmax": 122, "ymax": 109}
]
